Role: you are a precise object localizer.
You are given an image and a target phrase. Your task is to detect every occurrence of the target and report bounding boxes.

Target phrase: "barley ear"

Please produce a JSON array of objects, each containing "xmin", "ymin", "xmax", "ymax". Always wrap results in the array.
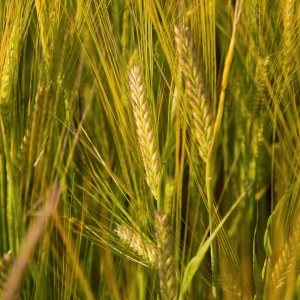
[
  {"xmin": 0, "ymin": 251, "xmax": 12, "ymax": 291},
  {"xmin": 0, "ymin": 31, "xmax": 15, "ymax": 134},
  {"xmin": 174, "ymin": 25, "xmax": 214, "ymax": 162},
  {"xmin": 283, "ymin": 0, "xmax": 294, "ymax": 74},
  {"xmin": 129, "ymin": 65, "xmax": 161, "ymax": 199},
  {"xmin": 115, "ymin": 224, "xmax": 157, "ymax": 266},
  {"xmin": 154, "ymin": 210, "xmax": 177, "ymax": 300},
  {"xmin": 268, "ymin": 217, "xmax": 300, "ymax": 298}
]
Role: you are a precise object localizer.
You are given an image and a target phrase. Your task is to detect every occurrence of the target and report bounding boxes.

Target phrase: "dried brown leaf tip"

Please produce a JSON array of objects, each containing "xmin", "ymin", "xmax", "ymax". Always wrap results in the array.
[
  {"xmin": 154, "ymin": 211, "xmax": 177, "ymax": 300},
  {"xmin": 129, "ymin": 65, "xmax": 161, "ymax": 199},
  {"xmin": 175, "ymin": 25, "xmax": 214, "ymax": 162}
]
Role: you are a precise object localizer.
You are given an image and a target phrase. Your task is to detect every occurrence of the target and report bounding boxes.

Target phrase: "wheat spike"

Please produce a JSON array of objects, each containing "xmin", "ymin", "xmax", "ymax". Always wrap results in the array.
[
  {"xmin": 174, "ymin": 25, "xmax": 214, "ymax": 162},
  {"xmin": 17, "ymin": 86, "xmax": 45, "ymax": 172},
  {"xmin": 115, "ymin": 224, "xmax": 157, "ymax": 266},
  {"xmin": 283, "ymin": 0, "xmax": 294, "ymax": 74},
  {"xmin": 154, "ymin": 211, "xmax": 177, "ymax": 300},
  {"xmin": 0, "ymin": 250, "xmax": 12, "ymax": 291},
  {"xmin": 268, "ymin": 217, "xmax": 300, "ymax": 298},
  {"xmin": 0, "ymin": 26, "xmax": 16, "ymax": 133},
  {"xmin": 129, "ymin": 65, "xmax": 161, "ymax": 199},
  {"xmin": 220, "ymin": 271, "xmax": 243, "ymax": 300},
  {"xmin": 253, "ymin": 57, "xmax": 269, "ymax": 159}
]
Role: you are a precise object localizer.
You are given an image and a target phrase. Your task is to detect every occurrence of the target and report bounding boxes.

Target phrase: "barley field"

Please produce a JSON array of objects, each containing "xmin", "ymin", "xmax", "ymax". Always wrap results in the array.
[{"xmin": 0, "ymin": 0, "xmax": 300, "ymax": 299}]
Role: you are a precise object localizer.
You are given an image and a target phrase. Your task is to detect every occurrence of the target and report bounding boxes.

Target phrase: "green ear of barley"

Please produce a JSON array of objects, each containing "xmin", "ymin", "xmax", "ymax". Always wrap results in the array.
[
  {"xmin": 0, "ymin": 28, "xmax": 16, "ymax": 135},
  {"xmin": 252, "ymin": 57, "xmax": 269, "ymax": 159},
  {"xmin": 174, "ymin": 25, "xmax": 214, "ymax": 163},
  {"xmin": 252, "ymin": 57, "xmax": 269, "ymax": 117},
  {"xmin": 154, "ymin": 211, "xmax": 177, "ymax": 300},
  {"xmin": 17, "ymin": 86, "xmax": 45, "ymax": 173},
  {"xmin": 129, "ymin": 65, "xmax": 161, "ymax": 199}
]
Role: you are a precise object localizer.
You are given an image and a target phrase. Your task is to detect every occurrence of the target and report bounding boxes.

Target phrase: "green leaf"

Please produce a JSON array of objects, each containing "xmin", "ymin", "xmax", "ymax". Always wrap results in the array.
[{"xmin": 180, "ymin": 185, "xmax": 251, "ymax": 299}]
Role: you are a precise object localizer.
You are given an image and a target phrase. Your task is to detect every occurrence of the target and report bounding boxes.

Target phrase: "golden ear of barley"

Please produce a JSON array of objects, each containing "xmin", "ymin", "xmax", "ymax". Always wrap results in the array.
[
  {"xmin": 174, "ymin": 25, "xmax": 214, "ymax": 162},
  {"xmin": 269, "ymin": 218, "xmax": 300, "ymax": 297},
  {"xmin": 129, "ymin": 65, "xmax": 161, "ymax": 199},
  {"xmin": 115, "ymin": 224, "xmax": 157, "ymax": 266},
  {"xmin": 154, "ymin": 211, "xmax": 177, "ymax": 300}
]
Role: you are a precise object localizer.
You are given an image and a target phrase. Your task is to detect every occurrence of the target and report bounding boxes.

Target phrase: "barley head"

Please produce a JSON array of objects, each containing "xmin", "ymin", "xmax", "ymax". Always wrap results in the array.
[
  {"xmin": 115, "ymin": 224, "xmax": 157, "ymax": 266},
  {"xmin": 129, "ymin": 65, "xmax": 161, "ymax": 199},
  {"xmin": 0, "ymin": 251, "xmax": 12, "ymax": 291},
  {"xmin": 154, "ymin": 210, "xmax": 177, "ymax": 300},
  {"xmin": 174, "ymin": 25, "xmax": 214, "ymax": 162}
]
